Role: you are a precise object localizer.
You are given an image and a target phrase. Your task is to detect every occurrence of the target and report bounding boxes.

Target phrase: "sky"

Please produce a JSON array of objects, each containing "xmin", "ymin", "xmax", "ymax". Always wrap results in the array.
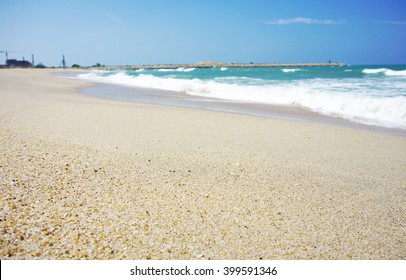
[{"xmin": 0, "ymin": 0, "xmax": 405, "ymax": 66}]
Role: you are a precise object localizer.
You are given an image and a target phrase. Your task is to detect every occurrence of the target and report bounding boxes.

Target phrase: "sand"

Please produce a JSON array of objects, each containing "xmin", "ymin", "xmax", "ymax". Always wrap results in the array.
[{"xmin": 0, "ymin": 69, "xmax": 405, "ymax": 259}]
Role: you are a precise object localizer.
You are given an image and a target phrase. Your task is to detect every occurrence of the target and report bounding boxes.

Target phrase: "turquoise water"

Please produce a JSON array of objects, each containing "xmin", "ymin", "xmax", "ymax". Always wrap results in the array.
[
  {"xmin": 78, "ymin": 65, "xmax": 406, "ymax": 129},
  {"xmin": 134, "ymin": 64, "xmax": 406, "ymax": 81}
]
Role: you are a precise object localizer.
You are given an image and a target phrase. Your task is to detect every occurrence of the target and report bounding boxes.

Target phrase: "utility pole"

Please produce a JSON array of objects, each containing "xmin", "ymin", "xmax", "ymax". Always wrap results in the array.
[{"xmin": 32, "ymin": 54, "xmax": 35, "ymax": 67}]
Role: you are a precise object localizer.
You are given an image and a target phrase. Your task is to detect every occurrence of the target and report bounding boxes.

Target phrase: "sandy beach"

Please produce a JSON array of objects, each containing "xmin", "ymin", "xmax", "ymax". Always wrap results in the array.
[{"xmin": 0, "ymin": 69, "xmax": 405, "ymax": 259}]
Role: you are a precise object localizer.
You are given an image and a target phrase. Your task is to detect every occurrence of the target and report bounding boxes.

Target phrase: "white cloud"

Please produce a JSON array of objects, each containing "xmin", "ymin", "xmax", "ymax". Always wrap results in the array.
[{"xmin": 264, "ymin": 17, "xmax": 341, "ymax": 25}]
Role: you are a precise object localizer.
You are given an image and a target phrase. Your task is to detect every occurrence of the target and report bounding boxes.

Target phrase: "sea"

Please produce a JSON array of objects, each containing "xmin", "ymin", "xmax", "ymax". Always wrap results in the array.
[{"xmin": 77, "ymin": 65, "xmax": 406, "ymax": 130}]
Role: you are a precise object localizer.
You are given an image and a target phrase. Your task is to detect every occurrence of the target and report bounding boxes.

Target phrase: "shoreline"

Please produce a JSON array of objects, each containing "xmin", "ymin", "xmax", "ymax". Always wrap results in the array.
[
  {"xmin": 1, "ymin": 69, "xmax": 405, "ymax": 259},
  {"xmin": 76, "ymin": 76, "xmax": 406, "ymax": 137}
]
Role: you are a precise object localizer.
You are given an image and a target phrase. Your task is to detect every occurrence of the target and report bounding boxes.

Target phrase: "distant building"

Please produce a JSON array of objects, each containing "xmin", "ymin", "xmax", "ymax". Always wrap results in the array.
[{"xmin": 6, "ymin": 59, "xmax": 32, "ymax": 68}]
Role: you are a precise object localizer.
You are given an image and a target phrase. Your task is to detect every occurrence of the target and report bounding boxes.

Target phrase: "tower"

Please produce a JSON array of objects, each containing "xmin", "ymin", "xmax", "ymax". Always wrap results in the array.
[{"xmin": 61, "ymin": 55, "xmax": 66, "ymax": 68}]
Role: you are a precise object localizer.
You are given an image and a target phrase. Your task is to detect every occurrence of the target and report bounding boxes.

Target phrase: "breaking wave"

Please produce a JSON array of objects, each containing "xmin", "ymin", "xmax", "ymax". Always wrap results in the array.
[
  {"xmin": 157, "ymin": 67, "xmax": 195, "ymax": 72},
  {"xmin": 363, "ymin": 68, "xmax": 406, "ymax": 77},
  {"xmin": 78, "ymin": 71, "xmax": 406, "ymax": 129},
  {"xmin": 282, "ymin": 68, "xmax": 302, "ymax": 73}
]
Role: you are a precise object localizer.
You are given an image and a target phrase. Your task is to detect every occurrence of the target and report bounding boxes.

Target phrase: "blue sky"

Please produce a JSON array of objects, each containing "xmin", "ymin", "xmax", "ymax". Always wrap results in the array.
[{"xmin": 0, "ymin": 0, "xmax": 405, "ymax": 66}]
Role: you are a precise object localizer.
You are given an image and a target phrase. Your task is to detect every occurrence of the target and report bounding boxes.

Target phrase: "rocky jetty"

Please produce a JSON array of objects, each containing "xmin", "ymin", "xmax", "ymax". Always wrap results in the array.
[{"xmin": 85, "ymin": 61, "xmax": 346, "ymax": 70}]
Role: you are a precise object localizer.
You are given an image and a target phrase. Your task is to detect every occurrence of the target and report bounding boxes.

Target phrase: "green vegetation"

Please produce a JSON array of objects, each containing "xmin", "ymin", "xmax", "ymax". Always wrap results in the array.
[{"xmin": 35, "ymin": 63, "xmax": 47, "ymax": 68}]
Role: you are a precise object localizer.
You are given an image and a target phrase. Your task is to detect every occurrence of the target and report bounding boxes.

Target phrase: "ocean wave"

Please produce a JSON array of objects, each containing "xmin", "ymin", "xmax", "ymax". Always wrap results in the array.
[
  {"xmin": 282, "ymin": 68, "xmax": 301, "ymax": 73},
  {"xmin": 157, "ymin": 67, "xmax": 195, "ymax": 72},
  {"xmin": 385, "ymin": 69, "xmax": 406, "ymax": 77},
  {"xmin": 220, "ymin": 67, "xmax": 228, "ymax": 71},
  {"xmin": 362, "ymin": 68, "xmax": 387, "ymax": 74},
  {"xmin": 214, "ymin": 76, "xmax": 267, "ymax": 85},
  {"xmin": 363, "ymin": 68, "xmax": 406, "ymax": 77},
  {"xmin": 78, "ymin": 72, "xmax": 406, "ymax": 129},
  {"xmin": 181, "ymin": 67, "xmax": 195, "ymax": 72}
]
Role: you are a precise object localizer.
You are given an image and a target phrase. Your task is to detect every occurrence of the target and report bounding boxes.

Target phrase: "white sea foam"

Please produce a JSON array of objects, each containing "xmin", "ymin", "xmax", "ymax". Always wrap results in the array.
[
  {"xmin": 220, "ymin": 67, "xmax": 228, "ymax": 71},
  {"xmin": 135, "ymin": 68, "xmax": 144, "ymax": 72},
  {"xmin": 282, "ymin": 68, "xmax": 301, "ymax": 73},
  {"xmin": 362, "ymin": 68, "xmax": 388, "ymax": 74},
  {"xmin": 157, "ymin": 67, "xmax": 195, "ymax": 72},
  {"xmin": 78, "ymin": 72, "xmax": 406, "ymax": 129},
  {"xmin": 180, "ymin": 67, "xmax": 195, "ymax": 72},
  {"xmin": 385, "ymin": 69, "xmax": 406, "ymax": 77},
  {"xmin": 363, "ymin": 68, "xmax": 406, "ymax": 77}
]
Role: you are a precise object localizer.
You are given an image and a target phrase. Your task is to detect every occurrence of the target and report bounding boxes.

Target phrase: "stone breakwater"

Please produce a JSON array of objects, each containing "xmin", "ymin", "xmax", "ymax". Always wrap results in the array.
[{"xmin": 83, "ymin": 62, "xmax": 347, "ymax": 71}]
